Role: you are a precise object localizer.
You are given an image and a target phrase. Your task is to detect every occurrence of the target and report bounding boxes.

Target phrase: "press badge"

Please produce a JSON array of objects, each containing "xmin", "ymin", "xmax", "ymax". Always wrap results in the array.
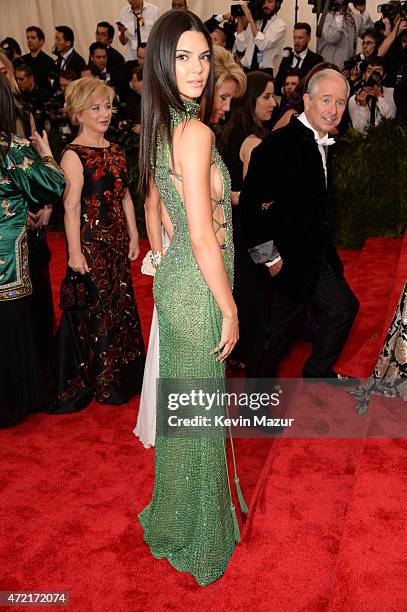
[{"xmin": 257, "ymin": 51, "xmax": 264, "ymax": 65}]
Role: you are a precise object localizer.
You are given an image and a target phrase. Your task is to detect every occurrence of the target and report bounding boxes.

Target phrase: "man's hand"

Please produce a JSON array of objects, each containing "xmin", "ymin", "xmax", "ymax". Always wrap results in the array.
[
  {"xmin": 382, "ymin": 17, "xmax": 392, "ymax": 37},
  {"xmin": 371, "ymin": 83, "xmax": 383, "ymax": 98},
  {"xmin": 269, "ymin": 259, "xmax": 283, "ymax": 277},
  {"xmin": 27, "ymin": 211, "xmax": 40, "ymax": 229},
  {"xmin": 398, "ymin": 18, "xmax": 407, "ymax": 34},
  {"xmin": 356, "ymin": 87, "xmax": 369, "ymax": 106},
  {"xmin": 236, "ymin": 15, "xmax": 248, "ymax": 33},
  {"xmin": 390, "ymin": 14, "xmax": 407, "ymax": 36},
  {"xmin": 241, "ymin": 2, "xmax": 254, "ymax": 23}
]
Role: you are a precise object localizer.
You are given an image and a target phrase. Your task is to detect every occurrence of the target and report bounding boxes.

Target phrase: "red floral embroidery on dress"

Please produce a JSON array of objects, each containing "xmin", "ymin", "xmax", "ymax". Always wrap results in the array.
[{"xmin": 58, "ymin": 144, "xmax": 144, "ymax": 404}]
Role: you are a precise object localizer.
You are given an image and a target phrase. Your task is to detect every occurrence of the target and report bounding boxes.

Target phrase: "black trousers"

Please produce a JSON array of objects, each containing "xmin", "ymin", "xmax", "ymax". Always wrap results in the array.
[{"xmin": 246, "ymin": 259, "xmax": 359, "ymax": 379}]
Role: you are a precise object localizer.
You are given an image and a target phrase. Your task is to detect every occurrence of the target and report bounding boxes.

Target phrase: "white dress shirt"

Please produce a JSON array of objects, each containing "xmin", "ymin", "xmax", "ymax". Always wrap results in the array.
[
  {"xmin": 60, "ymin": 48, "xmax": 74, "ymax": 70},
  {"xmin": 298, "ymin": 112, "xmax": 331, "ymax": 183},
  {"xmin": 118, "ymin": 2, "xmax": 160, "ymax": 60},
  {"xmin": 348, "ymin": 87, "xmax": 396, "ymax": 134},
  {"xmin": 291, "ymin": 48, "xmax": 308, "ymax": 69},
  {"xmin": 235, "ymin": 14, "xmax": 287, "ymax": 71}
]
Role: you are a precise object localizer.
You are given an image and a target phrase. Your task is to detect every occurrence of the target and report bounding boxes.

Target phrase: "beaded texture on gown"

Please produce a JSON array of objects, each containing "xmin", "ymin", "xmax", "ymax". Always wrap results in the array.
[
  {"xmin": 53, "ymin": 143, "xmax": 145, "ymax": 412},
  {"xmin": 138, "ymin": 102, "xmax": 239, "ymax": 586}
]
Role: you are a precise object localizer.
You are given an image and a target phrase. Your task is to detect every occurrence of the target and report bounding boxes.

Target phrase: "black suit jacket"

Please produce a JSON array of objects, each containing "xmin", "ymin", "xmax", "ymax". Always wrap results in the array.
[
  {"xmin": 107, "ymin": 46, "xmax": 125, "ymax": 73},
  {"xmin": 239, "ymin": 116, "xmax": 343, "ymax": 300},
  {"xmin": 274, "ymin": 49, "xmax": 324, "ymax": 96},
  {"xmin": 55, "ymin": 49, "xmax": 86, "ymax": 78}
]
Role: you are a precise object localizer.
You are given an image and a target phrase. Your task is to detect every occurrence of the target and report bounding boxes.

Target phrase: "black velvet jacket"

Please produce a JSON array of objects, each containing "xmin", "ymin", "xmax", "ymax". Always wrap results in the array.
[{"xmin": 239, "ymin": 116, "xmax": 343, "ymax": 299}]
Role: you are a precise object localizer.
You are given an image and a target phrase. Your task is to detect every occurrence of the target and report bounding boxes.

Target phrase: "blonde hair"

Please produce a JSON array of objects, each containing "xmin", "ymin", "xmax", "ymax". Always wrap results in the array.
[
  {"xmin": 213, "ymin": 46, "xmax": 246, "ymax": 99},
  {"xmin": 0, "ymin": 50, "xmax": 19, "ymax": 94},
  {"xmin": 65, "ymin": 77, "xmax": 115, "ymax": 126}
]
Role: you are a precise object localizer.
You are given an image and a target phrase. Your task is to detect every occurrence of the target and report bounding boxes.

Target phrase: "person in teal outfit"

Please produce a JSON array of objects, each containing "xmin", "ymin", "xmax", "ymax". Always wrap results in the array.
[
  {"xmin": 0, "ymin": 73, "xmax": 65, "ymax": 427},
  {"xmin": 137, "ymin": 10, "xmax": 247, "ymax": 586}
]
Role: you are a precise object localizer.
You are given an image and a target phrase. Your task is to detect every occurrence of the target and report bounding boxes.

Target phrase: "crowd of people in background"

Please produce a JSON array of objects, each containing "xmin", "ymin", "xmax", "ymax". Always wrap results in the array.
[
  {"xmin": 0, "ymin": 0, "xmax": 406, "ymax": 145},
  {"xmin": 0, "ymin": 0, "xmax": 406, "ymax": 430}
]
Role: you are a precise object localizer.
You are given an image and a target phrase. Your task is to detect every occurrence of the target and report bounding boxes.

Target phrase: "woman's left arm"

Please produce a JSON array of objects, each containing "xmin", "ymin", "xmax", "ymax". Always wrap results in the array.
[{"xmin": 122, "ymin": 188, "xmax": 140, "ymax": 261}]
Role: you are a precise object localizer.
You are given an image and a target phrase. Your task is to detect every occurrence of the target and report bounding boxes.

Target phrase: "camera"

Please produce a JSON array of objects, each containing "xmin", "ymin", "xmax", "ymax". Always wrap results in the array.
[
  {"xmin": 364, "ymin": 69, "xmax": 383, "ymax": 88},
  {"xmin": 377, "ymin": 1, "xmax": 407, "ymax": 25},
  {"xmin": 107, "ymin": 120, "xmax": 139, "ymax": 151},
  {"xmin": 308, "ymin": 0, "xmax": 349, "ymax": 12},
  {"xmin": 231, "ymin": 1, "xmax": 268, "ymax": 21},
  {"xmin": 343, "ymin": 56, "xmax": 359, "ymax": 71}
]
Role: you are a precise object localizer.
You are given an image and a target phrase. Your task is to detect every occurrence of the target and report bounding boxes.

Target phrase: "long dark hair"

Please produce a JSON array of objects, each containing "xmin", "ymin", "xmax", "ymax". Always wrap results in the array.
[
  {"xmin": 138, "ymin": 10, "xmax": 214, "ymax": 197},
  {"xmin": 219, "ymin": 70, "xmax": 274, "ymax": 155},
  {"xmin": 0, "ymin": 72, "xmax": 19, "ymax": 163}
]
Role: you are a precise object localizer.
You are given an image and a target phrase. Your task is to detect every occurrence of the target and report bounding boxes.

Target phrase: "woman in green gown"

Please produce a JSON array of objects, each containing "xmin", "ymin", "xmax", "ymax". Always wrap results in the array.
[{"xmin": 137, "ymin": 10, "xmax": 246, "ymax": 585}]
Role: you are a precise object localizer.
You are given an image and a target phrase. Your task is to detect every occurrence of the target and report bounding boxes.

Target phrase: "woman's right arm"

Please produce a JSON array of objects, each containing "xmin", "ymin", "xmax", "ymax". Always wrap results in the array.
[
  {"xmin": 180, "ymin": 121, "xmax": 238, "ymax": 361},
  {"xmin": 60, "ymin": 150, "xmax": 89, "ymax": 274},
  {"xmin": 144, "ymin": 178, "xmax": 164, "ymax": 252}
]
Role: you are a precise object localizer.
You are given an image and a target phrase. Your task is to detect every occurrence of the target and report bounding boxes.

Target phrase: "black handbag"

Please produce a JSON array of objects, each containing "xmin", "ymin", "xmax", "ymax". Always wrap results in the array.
[{"xmin": 59, "ymin": 268, "xmax": 90, "ymax": 311}]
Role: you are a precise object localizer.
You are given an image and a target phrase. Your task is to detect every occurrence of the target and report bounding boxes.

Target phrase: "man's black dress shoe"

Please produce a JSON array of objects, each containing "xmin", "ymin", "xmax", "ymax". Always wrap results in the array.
[{"xmin": 303, "ymin": 371, "xmax": 360, "ymax": 387}]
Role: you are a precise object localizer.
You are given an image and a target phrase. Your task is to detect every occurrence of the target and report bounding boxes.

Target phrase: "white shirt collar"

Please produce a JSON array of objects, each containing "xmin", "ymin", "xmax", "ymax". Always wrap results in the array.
[
  {"xmin": 61, "ymin": 48, "xmax": 74, "ymax": 61},
  {"xmin": 126, "ymin": 3, "xmax": 144, "ymax": 14},
  {"xmin": 297, "ymin": 112, "xmax": 327, "ymax": 142},
  {"xmin": 295, "ymin": 48, "xmax": 308, "ymax": 60}
]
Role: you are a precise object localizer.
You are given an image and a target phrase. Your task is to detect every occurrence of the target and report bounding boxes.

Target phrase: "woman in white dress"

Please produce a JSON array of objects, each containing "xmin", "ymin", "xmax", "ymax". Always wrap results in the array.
[{"xmin": 134, "ymin": 46, "xmax": 246, "ymax": 447}]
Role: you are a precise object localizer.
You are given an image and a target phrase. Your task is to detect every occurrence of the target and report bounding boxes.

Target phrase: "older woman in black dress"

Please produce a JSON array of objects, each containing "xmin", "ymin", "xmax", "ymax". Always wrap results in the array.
[{"xmin": 53, "ymin": 78, "xmax": 145, "ymax": 412}]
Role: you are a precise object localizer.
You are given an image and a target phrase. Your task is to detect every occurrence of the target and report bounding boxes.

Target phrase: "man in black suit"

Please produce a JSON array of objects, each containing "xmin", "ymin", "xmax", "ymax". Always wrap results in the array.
[
  {"xmin": 275, "ymin": 22, "xmax": 323, "ymax": 95},
  {"xmin": 15, "ymin": 64, "xmax": 51, "ymax": 132},
  {"xmin": 240, "ymin": 68, "xmax": 359, "ymax": 384},
  {"xmin": 21, "ymin": 26, "xmax": 55, "ymax": 90},
  {"xmin": 95, "ymin": 21, "xmax": 125, "ymax": 75},
  {"xmin": 53, "ymin": 26, "xmax": 85, "ymax": 83},
  {"xmin": 89, "ymin": 42, "xmax": 127, "ymax": 100}
]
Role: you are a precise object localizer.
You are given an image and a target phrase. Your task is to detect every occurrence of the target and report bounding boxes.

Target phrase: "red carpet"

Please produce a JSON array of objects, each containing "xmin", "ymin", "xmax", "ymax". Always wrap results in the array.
[{"xmin": 0, "ymin": 233, "xmax": 406, "ymax": 611}]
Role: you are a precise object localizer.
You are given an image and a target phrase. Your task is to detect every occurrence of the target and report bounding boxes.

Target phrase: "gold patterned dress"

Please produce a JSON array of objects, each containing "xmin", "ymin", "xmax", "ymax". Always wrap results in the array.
[
  {"xmin": 351, "ymin": 282, "xmax": 407, "ymax": 413},
  {"xmin": 138, "ymin": 101, "xmax": 246, "ymax": 586}
]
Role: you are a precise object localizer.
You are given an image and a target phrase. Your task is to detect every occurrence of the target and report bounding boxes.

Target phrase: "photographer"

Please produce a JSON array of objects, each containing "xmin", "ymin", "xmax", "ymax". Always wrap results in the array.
[
  {"xmin": 204, "ymin": 13, "xmax": 236, "ymax": 50},
  {"xmin": 348, "ymin": 56, "xmax": 396, "ymax": 133},
  {"xmin": 343, "ymin": 29, "xmax": 382, "ymax": 84},
  {"xmin": 317, "ymin": 0, "xmax": 374, "ymax": 69},
  {"xmin": 235, "ymin": 0, "xmax": 287, "ymax": 74},
  {"xmin": 15, "ymin": 64, "xmax": 51, "ymax": 132},
  {"xmin": 377, "ymin": 6, "xmax": 407, "ymax": 87}
]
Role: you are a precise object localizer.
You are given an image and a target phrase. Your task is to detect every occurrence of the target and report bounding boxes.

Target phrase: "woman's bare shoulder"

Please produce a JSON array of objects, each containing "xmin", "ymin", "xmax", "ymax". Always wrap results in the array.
[
  {"xmin": 240, "ymin": 134, "xmax": 262, "ymax": 159},
  {"xmin": 177, "ymin": 119, "xmax": 213, "ymax": 152}
]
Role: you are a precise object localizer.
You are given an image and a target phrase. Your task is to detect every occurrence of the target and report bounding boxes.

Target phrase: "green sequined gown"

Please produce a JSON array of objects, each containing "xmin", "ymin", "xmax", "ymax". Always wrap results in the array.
[{"xmin": 138, "ymin": 102, "xmax": 237, "ymax": 585}]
